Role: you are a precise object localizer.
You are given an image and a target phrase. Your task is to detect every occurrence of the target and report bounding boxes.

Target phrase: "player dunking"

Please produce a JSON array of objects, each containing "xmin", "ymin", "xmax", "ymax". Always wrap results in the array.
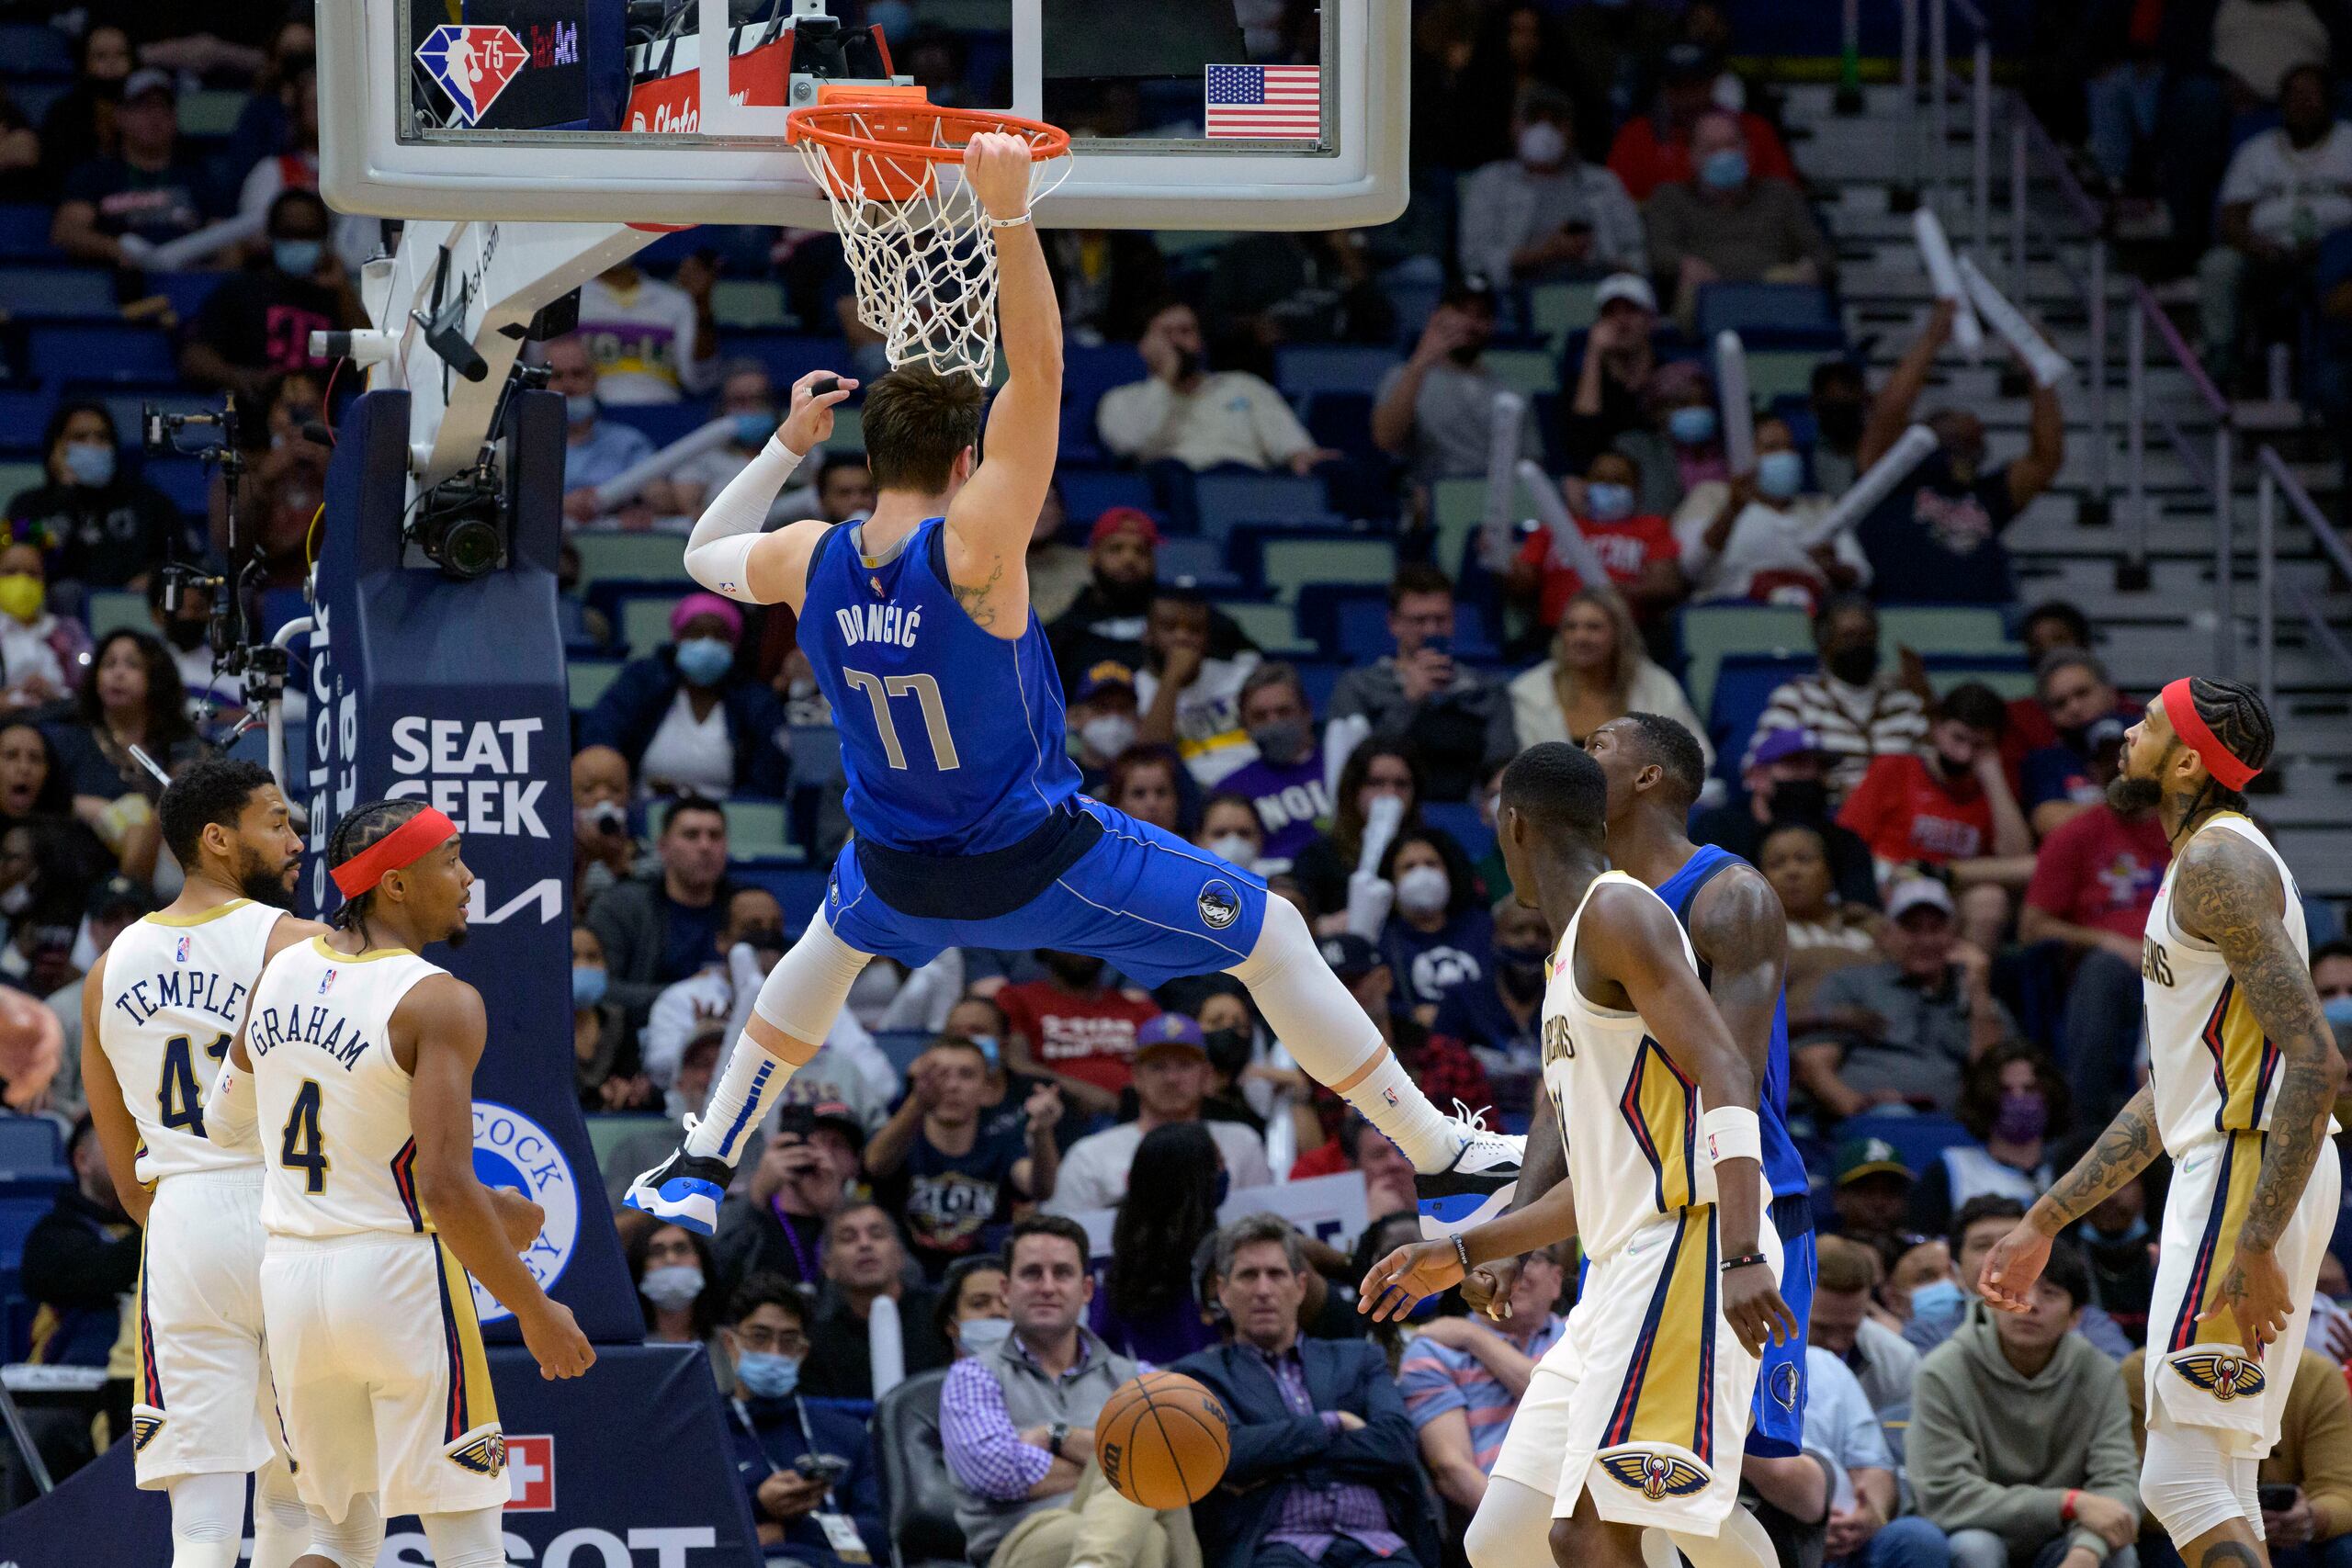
[
  {"xmin": 1449, "ymin": 715, "xmax": 1815, "ymax": 1568},
  {"xmin": 627, "ymin": 132, "xmax": 1519, "ymax": 1236},
  {"xmin": 1359, "ymin": 742, "xmax": 1797, "ymax": 1568},
  {"xmin": 206, "ymin": 800, "xmax": 594, "ymax": 1568},
  {"xmin": 82, "ymin": 761, "xmax": 320, "ymax": 1568},
  {"xmin": 1981, "ymin": 678, "xmax": 2342, "ymax": 1568}
]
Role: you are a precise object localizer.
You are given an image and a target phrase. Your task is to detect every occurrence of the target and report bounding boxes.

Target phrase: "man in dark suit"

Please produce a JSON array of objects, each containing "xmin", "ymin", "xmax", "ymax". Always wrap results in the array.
[{"xmin": 1172, "ymin": 1215, "xmax": 1440, "ymax": 1568}]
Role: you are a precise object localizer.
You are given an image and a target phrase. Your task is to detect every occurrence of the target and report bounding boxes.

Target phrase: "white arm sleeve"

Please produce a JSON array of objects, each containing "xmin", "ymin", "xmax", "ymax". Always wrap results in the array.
[
  {"xmin": 683, "ymin": 437, "xmax": 807, "ymax": 604},
  {"xmin": 206, "ymin": 1051, "xmax": 258, "ymax": 1148}
]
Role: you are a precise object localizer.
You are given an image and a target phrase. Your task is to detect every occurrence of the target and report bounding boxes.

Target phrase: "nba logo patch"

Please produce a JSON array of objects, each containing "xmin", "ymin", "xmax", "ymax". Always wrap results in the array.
[
  {"xmin": 414, "ymin": 25, "xmax": 529, "ymax": 126},
  {"xmin": 1196, "ymin": 879, "xmax": 1240, "ymax": 931},
  {"xmin": 174, "ymin": 935, "xmax": 189, "ymax": 964},
  {"xmin": 317, "ymin": 968, "xmax": 336, "ymax": 997}
]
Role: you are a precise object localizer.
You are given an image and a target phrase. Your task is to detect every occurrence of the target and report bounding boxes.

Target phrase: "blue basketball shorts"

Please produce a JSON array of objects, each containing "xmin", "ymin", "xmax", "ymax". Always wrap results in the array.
[
  {"xmin": 820, "ymin": 796, "xmax": 1272, "ymax": 987},
  {"xmin": 1746, "ymin": 1195, "xmax": 1816, "ymax": 1458}
]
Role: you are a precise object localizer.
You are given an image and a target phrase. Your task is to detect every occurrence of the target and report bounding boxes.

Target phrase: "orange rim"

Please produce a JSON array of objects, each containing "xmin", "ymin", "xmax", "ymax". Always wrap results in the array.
[{"xmin": 785, "ymin": 98, "xmax": 1070, "ymax": 164}]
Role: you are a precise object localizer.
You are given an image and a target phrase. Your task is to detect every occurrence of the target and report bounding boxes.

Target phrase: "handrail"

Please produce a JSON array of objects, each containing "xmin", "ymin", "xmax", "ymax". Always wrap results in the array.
[
  {"xmin": 2253, "ymin": 448, "xmax": 2352, "ymax": 708},
  {"xmin": 2131, "ymin": 281, "xmax": 2231, "ymax": 422},
  {"xmin": 2260, "ymin": 446, "xmax": 2352, "ymax": 584},
  {"xmin": 2018, "ymin": 112, "xmax": 2105, "ymax": 234}
]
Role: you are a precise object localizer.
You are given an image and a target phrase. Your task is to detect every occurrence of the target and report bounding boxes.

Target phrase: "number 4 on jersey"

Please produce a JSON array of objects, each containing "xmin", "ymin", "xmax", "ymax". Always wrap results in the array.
[
  {"xmin": 281, "ymin": 1079, "xmax": 329, "ymax": 1192},
  {"xmin": 157, "ymin": 1032, "xmax": 232, "ymax": 1139}
]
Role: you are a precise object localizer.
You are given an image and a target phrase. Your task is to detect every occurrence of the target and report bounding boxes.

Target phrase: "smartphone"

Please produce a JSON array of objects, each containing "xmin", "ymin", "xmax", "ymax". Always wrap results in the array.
[
  {"xmin": 2259, "ymin": 1485, "xmax": 2299, "ymax": 1513},
  {"xmin": 797, "ymin": 1453, "xmax": 852, "ymax": 1483}
]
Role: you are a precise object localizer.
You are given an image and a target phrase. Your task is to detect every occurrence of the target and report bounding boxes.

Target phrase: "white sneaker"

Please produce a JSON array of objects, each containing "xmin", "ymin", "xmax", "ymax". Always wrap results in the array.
[{"xmin": 1415, "ymin": 1103, "xmax": 1526, "ymax": 1240}]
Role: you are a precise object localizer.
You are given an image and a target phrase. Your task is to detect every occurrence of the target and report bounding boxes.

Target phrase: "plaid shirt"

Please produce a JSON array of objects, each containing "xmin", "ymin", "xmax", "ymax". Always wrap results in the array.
[
  {"xmin": 1250, "ymin": 1343, "xmax": 1406, "ymax": 1562},
  {"xmin": 939, "ymin": 1337, "xmax": 1096, "ymax": 1501}
]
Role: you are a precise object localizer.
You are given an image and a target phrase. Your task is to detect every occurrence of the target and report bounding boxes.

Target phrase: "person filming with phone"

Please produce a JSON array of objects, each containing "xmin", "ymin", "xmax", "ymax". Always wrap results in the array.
[
  {"xmin": 719, "ymin": 1274, "xmax": 885, "ymax": 1568},
  {"xmin": 1095, "ymin": 301, "xmax": 1337, "ymax": 478}
]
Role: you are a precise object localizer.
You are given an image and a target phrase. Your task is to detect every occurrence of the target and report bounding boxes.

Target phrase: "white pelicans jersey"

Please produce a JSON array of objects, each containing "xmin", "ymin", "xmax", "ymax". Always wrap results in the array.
[
  {"xmin": 99, "ymin": 898, "xmax": 283, "ymax": 1181},
  {"xmin": 246, "ymin": 935, "xmax": 445, "ymax": 1238}
]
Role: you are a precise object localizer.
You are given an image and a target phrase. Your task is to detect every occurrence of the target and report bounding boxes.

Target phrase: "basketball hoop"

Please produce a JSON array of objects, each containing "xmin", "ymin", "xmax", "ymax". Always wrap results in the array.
[{"xmin": 787, "ymin": 86, "xmax": 1071, "ymax": 385}]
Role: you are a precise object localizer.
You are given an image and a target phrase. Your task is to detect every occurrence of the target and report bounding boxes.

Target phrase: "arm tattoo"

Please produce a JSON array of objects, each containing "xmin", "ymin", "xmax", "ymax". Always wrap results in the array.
[
  {"xmin": 2176, "ymin": 832, "xmax": 2346, "ymax": 1252},
  {"xmin": 2037, "ymin": 1082, "xmax": 2160, "ymax": 1227},
  {"xmin": 1690, "ymin": 869, "xmax": 1790, "ymax": 1088},
  {"xmin": 951, "ymin": 556, "xmax": 1003, "ymax": 629}
]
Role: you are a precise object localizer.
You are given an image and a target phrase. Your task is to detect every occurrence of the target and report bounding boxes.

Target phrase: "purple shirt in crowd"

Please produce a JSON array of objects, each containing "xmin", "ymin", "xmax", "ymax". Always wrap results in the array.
[
  {"xmin": 1213, "ymin": 750, "xmax": 1331, "ymax": 864},
  {"xmin": 1250, "ymin": 1342, "xmax": 1406, "ymax": 1562}
]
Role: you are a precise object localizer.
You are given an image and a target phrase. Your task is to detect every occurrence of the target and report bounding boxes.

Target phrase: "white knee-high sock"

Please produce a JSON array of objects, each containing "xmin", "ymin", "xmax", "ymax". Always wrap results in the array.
[
  {"xmin": 419, "ymin": 1505, "xmax": 508, "ymax": 1568},
  {"xmin": 250, "ymin": 1459, "xmax": 313, "ymax": 1568},
  {"xmin": 1227, "ymin": 897, "xmax": 1463, "ymax": 1171},
  {"xmin": 1653, "ymin": 1506, "xmax": 1778, "ymax": 1568},
  {"xmin": 683, "ymin": 918, "xmax": 869, "ymax": 1165},
  {"xmin": 166, "ymin": 1471, "xmax": 247, "ymax": 1568},
  {"xmin": 1464, "ymin": 1478, "xmax": 1561, "ymax": 1568}
]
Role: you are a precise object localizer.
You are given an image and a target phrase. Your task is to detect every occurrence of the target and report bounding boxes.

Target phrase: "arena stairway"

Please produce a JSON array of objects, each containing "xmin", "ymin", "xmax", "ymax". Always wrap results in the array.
[{"xmin": 1780, "ymin": 81, "xmax": 2352, "ymax": 903}]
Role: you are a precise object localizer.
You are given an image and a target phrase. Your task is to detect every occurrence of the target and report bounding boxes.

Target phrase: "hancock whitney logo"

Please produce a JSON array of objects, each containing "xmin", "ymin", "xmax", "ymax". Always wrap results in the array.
[
  {"xmin": 415, "ymin": 25, "xmax": 529, "ymax": 126},
  {"xmin": 468, "ymin": 1101, "xmax": 578, "ymax": 1325}
]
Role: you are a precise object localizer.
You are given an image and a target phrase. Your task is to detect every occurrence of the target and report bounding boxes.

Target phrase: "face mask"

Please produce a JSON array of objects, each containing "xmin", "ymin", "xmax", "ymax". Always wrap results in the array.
[
  {"xmin": 1769, "ymin": 779, "xmax": 1829, "ymax": 821},
  {"xmin": 1497, "ymin": 945, "xmax": 1549, "ymax": 1001},
  {"xmin": 735, "ymin": 1349, "xmax": 802, "ymax": 1400},
  {"xmin": 1080, "ymin": 715, "xmax": 1136, "ymax": 759},
  {"xmin": 1815, "ymin": 401, "xmax": 1865, "ymax": 447},
  {"xmin": 1045, "ymin": 954, "xmax": 1105, "ymax": 989},
  {"xmin": 1209, "ymin": 834, "xmax": 1257, "ymax": 867},
  {"xmin": 1668, "ymin": 405, "xmax": 1719, "ymax": 446},
  {"xmin": 1516, "ymin": 120, "xmax": 1567, "ymax": 168},
  {"xmin": 564, "ymin": 392, "xmax": 599, "ymax": 427},
  {"xmin": 1584, "ymin": 481, "xmax": 1635, "ymax": 523},
  {"xmin": 1826, "ymin": 645, "xmax": 1880, "ymax": 686},
  {"xmin": 164, "ymin": 618, "xmax": 209, "ymax": 652},
  {"xmin": 1991, "ymin": 1090, "xmax": 2047, "ymax": 1144},
  {"xmin": 967, "ymin": 1033, "xmax": 1002, "ymax": 1068},
  {"xmin": 62, "ymin": 442, "xmax": 115, "ymax": 488},
  {"xmin": 1700, "ymin": 147, "xmax": 1749, "ymax": 191},
  {"xmin": 639, "ymin": 1263, "xmax": 704, "ymax": 1310},
  {"xmin": 0, "ymin": 576, "xmax": 42, "ymax": 627},
  {"xmin": 1395, "ymin": 863, "xmax": 1451, "ymax": 917},
  {"xmin": 1202, "ymin": 1027, "xmax": 1251, "ymax": 1078},
  {"xmin": 958, "ymin": 1315, "xmax": 1013, "ymax": 1352},
  {"xmin": 673, "ymin": 637, "xmax": 734, "ymax": 686},
  {"xmin": 571, "ymin": 965, "xmax": 608, "ymax": 1010},
  {"xmin": 271, "ymin": 238, "xmax": 322, "ymax": 276},
  {"xmin": 732, "ymin": 411, "xmax": 779, "ymax": 447},
  {"xmin": 1908, "ymin": 1278, "xmax": 1963, "ymax": 1322},
  {"xmin": 1755, "ymin": 450, "xmax": 1804, "ymax": 501},
  {"xmin": 1247, "ymin": 718, "xmax": 1308, "ymax": 766},
  {"xmin": 2324, "ymin": 996, "xmax": 2352, "ymax": 1028}
]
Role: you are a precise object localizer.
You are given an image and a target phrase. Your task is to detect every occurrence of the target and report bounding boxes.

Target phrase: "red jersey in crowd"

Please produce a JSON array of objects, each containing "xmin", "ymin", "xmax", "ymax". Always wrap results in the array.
[
  {"xmin": 1517, "ymin": 513, "xmax": 1679, "ymax": 626},
  {"xmin": 1606, "ymin": 110, "xmax": 1798, "ymax": 201},
  {"xmin": 1838, "ymin": 752, "xmax": 1994, "ymax": 866},
  {"xmin": 2024, "ymin": 805, "xmax": 2171, "ymax": 940},
  {"xmin": 995, "ymin": 980, "xmax": 1160, "ymax": 1097}
]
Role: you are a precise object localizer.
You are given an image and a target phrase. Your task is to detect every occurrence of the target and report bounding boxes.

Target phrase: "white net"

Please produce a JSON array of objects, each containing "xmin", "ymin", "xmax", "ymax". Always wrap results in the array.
[{"xmin": 791, "ymin": 107, "xmax": 1070, "ymax": 386}]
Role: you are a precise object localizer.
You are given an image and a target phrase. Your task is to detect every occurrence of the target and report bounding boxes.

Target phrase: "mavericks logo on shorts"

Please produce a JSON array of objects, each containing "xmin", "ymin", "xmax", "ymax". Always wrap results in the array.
[
  {"xmin": 469, "ymin": 1101, "xmax": 579, "ymax": 1325},
  {"xmin": 1600, "ymin": 1449, "xmax": 1711, "ymax": 1501},
  {"xmin": 2170, "ymin": 1350, "xmax": 2266, "ymax": 1402},
  {"xmin": 1197, "ymin": 879, "xmax": 1240, "ymax": 931},
  {"xmin": 1769, "ymin": 1361, "xmax": 1802, "ymax": 1411}
]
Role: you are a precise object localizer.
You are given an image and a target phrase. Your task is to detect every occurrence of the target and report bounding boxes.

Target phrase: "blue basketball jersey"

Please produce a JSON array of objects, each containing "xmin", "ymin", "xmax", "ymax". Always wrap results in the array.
[
  {"xmin": 798, "ymin": 518, "xmax": 1080, "ymax": 855},
  {"xmin": 1655, "ymin": 843, "xmax": 1809, "ymax": 1201}
]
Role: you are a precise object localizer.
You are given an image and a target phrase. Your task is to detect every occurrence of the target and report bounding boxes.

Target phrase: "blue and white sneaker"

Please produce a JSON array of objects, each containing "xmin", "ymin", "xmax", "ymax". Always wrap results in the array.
[
  {"xmin": 1416, "ymin": 1105, "xmax": 1526, "ymax": 1241},
  {"xmin": 622, "ymin": 1122, "xmax": 733, "ymax": 1235}
]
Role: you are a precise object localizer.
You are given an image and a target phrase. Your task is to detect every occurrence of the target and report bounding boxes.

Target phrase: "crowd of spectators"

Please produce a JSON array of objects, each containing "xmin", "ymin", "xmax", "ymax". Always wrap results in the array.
[{"xmin": 3, "ymin": 1, "xmax": 2352, "ymax": 1561}]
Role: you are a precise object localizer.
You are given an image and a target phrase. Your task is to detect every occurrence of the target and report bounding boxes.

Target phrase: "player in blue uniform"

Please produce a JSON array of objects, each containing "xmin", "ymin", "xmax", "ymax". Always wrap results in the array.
[
  {"xmin": 1459, "ymin": 713, "xmax": 1811, "ymax": 1568},
  {"xmin": 626, "ymin": 134, "xmax": 1518, "ymax": 1237}
]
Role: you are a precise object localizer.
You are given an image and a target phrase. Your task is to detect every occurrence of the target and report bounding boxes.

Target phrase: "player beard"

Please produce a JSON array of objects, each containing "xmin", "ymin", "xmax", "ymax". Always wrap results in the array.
[
  {"xmin": 239, "ymin": 853, "xmax": 300, "ymax": 910},
  {"xmin": 2107, "ymin": 773, "xmax": 2165, "ymax": 814}
]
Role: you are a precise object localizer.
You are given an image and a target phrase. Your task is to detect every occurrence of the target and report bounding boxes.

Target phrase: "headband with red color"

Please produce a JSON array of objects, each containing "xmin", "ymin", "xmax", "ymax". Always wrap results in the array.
[
  {"xmin": 330, "ymin": 807, "xmax": 458, "ymax": 897},
  {"xmin": 2160, "ymin": 678, "xmax": 2260, "ymax": 791}
]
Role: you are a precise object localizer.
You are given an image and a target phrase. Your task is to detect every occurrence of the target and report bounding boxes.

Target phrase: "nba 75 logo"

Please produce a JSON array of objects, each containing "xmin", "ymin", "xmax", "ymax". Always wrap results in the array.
[{"xmin": 415, "ymin": 25, "xmax": 529, "ymax": 127}]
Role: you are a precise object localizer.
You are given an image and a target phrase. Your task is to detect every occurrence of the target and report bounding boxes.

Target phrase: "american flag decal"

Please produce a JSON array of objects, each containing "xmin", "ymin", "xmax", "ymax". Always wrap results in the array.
[{"xmin": 1205, "ymin": 64, "xmax": 1320, "ymax": 140}]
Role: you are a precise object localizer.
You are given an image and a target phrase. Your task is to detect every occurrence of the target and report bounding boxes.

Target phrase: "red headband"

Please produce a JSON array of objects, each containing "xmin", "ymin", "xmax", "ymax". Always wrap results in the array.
[
  {"xmin": 2161, "ymin": 678, "xmax": 2260, "ymax": 791},
  {"xmin": 330, "ymin": 807, "xmax": 458, "ymax": 897}
]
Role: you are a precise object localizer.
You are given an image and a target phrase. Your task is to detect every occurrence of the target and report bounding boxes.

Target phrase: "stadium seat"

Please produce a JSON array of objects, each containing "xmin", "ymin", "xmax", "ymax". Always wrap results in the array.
[
  {"xmin": 720, "ymin": 797, "xmax": 792, "ymax": 857},
  {"xmin": 0, "ymin": 205, "xmax": 55, "ymax": 262},
  {"xmin": 709, "ymin": 279, "xmax": 791, "ymax": 330},
  {"xmin": 177, "ymin": 89, "xmax": 246, "ymax": 137},
  {"xmin": 0, "ymin": 268, "xmax": 119, "ymax": 321},
  {"xmin": 0, "ymin": 23, "xmax": 73, "ymax": 75},
  {"xmin": 1707, "ymin": 653, "xmax": 1816, "ymax": 784},
  {"xmin": 1056, "ymin": 468, "xmax": 1154, "ymax": 525},
  {"xmin": 144, "ymin": 457, "xmax": 209, "ymax": 517},
  {"xmin": 619, "ymin": 594, "xmax": 684, "ymax": 656},
  {"xmin": 0, "ymin": 1194, "xmax": 55, "ymax": 1277},
  {"xmin": 1155, "ymin": 536, "xmax": 1240, "ymax": 592},
  {"xmin": 1273, "ymin": 344, "xmax": 1402, "ymax": 399},
  {"xmin": 1677, "ymin": 604, "xmax": 1814, "ymax": 719},
  {"xmin": 1747, "ymin": 350, "xmax": 1830, "ymax": 401},
  {"xmin": 868, "ymin": 1031, "xmax": 933, "ymax": 1076},
  {"xmin": 1527, "ymin": 281, "xmax": 1600, "ymax": 344},
  {"xmin": 1215, "ymin": 600, "xmax": 1312, "ymax": 655},
  {"xmin": 732, "ymin": 334, "xmax": 848, "ymax": 396},
  {"xmin": 1838, "ymin": 1114, "xmax": 1975, "ymax": 1179},
  {"xmin": 1878, "ymin": 605, "xmax": 2014, "ymax": 659},
  {"xmin": 1693, "ymin": 284, "xmax": 1843, "ymax": 348},
  {"xmin": 568, "ymin": 660, "xmax": 623, "ymax": 711},
  {"xmin": 1421, "ymin": 800, "xmax": 1496, "ymax": 866},
  {"xmin": 572, "ymin": 533, "xmax": 694, "ymax": 584},
  {"xmin": 0, "ymin": 389, "xmax": 52, "ymax": 455},
  {"xmin": 599, "ymin": 402, "xmax": 710, "ymax": 450},
  {"xmin": 731, "ymin": 860, "xmax": 829, "ymax": 925},
  {"xmin": 875, "ymin": 1370, "xmax": 967, "ymax": 1568},
  {"xmin": 1294, "ymin": 660, "xmax": 1344, "ymax": 715},
  {"xmin": 786, "ymin": 725, "xmax": 845, "ymax": 858},
  {"xmin": 1483, "ymin": 348, "xmax": 1560, "ymax": 397},
  {"xmin": 1194, "ymin": 471, "xmax": 1331, "ymax": 538},
  {"xmin": 1325, "ymin": 592, "xmax": 1498, "ymax": 664},
  {"xmin": 0, "ymin": 463, "xmax": 41, "ymax": 502},
  {"xmin": 0, "ymin": 1120, "xmax": 61, "ymax": 1178},
  {"xmin": 30, "ymin": 324, "xmax": 175, "ymax": 385},
  {"xmin": 147, "ymin": 270, "xmax": 227, "ymax": 321},
  {"xmin": 1251, "ymin": 535, "xmax": 1398, "ymax": 605},
  {"xmin": 85, "ymin": 591, "xmax": 145, "ymax": 640}
]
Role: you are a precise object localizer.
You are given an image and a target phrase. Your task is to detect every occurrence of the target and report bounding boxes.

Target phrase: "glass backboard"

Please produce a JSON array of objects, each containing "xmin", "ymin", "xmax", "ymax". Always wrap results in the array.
[{"xmin": 320, "ymin": 0, "xmax": 1406, "ymax": 229}]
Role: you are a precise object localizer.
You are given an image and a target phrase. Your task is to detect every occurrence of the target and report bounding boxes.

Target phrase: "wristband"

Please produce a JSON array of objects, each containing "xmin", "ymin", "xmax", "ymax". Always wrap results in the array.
[
  {"xmin": 1453, "ymin": 1235, "xmax": 1472, "ymax": 1274},
  {"xmin": 1720, "ymin": 1252, "xmax": 1770, "ymax": 1274},
  {"xmin": 2062, "ymin": 1489, "xmax": 2079, "ymax": 1524},
  {"xmin": 1701, "ymin": 1105, "xmax": 1763, "ymax": 1168},
  {"xmin": 988, "ymin": 210, "xmax": 1035, "ymax": 229}
]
